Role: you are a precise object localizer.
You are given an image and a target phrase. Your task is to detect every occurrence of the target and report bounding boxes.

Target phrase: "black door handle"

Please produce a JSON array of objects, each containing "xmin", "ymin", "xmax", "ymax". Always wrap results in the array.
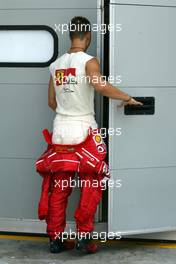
[{"xmin": 124, "ymin": 97, "xmax": 155, "ymax": 115}]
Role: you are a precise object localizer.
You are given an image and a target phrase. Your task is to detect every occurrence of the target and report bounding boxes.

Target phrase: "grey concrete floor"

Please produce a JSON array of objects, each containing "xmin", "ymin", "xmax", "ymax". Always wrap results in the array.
[{"xmin": 0, "ymin": 238, "xmax": 176, "ymax": 264}]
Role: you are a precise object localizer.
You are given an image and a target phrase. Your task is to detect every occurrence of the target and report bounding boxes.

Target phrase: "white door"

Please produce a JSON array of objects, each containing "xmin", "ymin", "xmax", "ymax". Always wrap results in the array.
[{"xmin": 108, "ymin": 0, "xmax": 176, "ymax": 236}]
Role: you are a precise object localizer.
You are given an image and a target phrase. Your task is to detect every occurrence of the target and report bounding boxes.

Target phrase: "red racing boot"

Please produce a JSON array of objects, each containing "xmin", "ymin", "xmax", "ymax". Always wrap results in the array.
[
  {"xmin": 76, "ymin": 237, "xmax": 98, "ymax": 254},
  {"xmin": 50, "ymin": 238, "xmax": 75, "ymax": 253}
]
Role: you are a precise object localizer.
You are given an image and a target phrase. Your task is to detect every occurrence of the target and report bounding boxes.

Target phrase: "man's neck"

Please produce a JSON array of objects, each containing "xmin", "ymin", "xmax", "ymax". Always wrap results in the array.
[{"xmin": 70, "ymin": 40, "xmax": 87, "ymax": 52}]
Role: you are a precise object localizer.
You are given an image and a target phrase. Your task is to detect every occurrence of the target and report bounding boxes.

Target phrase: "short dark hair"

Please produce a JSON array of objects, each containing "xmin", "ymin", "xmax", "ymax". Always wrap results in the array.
[{"xmin": 69, "ymin": 16, "xmax": 91, "ymax": 40}]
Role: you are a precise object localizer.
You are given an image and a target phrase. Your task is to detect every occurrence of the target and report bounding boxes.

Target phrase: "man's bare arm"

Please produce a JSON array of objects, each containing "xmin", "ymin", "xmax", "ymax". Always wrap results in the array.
[
  {"xmin": 86, "ymin": 58, "xmax": 143, "ymax": 106},
  {"xmin": 48, "ymin": 76, "xmax": 57, "ymax": 111}
]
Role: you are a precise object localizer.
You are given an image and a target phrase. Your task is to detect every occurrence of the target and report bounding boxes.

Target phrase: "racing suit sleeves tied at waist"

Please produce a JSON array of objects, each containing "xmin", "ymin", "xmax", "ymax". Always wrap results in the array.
[
  {"xmin": 36, "ymin": 127, "xmax": 110, "ymax": 220},
  {"xmin": 35, "ymin": 127, "xmax": 110, "ymax": 178}
]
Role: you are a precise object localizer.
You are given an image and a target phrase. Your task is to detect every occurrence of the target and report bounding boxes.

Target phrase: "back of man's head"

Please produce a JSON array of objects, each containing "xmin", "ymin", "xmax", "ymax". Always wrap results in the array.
[{"xmin": 69, "ymin": 16, "xmax": 91, "ymax": 40}]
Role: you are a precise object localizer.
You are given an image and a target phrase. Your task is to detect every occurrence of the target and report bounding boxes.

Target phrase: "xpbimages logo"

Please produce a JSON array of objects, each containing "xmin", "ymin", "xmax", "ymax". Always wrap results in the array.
[
  {"xmin": 54, "ymin": 177, "xmax": 122, "ymax": 191},
  {"xmin": 54, "ymin": 23, "xmax": 122, "ymax": 35},
  {"xmin": 54, "ymin": 230, "xmax": 122, "ymax": 243}
]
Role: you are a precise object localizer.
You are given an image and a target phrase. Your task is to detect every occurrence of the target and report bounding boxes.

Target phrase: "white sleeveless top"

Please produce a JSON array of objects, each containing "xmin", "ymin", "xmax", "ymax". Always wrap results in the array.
[{"xmin": 49, "ymin": 51, "xmax": 95, "ymax": 116}]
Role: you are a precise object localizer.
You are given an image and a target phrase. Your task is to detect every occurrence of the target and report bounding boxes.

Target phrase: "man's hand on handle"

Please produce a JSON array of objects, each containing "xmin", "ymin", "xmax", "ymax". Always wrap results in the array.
[{"xmin": 118, "ymin": 97, "xmax": 143, "ymax": 108}]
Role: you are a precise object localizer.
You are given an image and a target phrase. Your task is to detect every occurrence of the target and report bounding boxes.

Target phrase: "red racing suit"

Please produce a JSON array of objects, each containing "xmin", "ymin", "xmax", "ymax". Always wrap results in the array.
[{"xmin": 35, "ymin": 127, "xmax": 110, "ymax": 239}]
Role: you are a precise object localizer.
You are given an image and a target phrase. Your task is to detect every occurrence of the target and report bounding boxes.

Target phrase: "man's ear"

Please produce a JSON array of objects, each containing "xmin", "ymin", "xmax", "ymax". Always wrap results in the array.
[{"xmin": 86, "ymin": 32, "xmax": 91, "ymax": 49}]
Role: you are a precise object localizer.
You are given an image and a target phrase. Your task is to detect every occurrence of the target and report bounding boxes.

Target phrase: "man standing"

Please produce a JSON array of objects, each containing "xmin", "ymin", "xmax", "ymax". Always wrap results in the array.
[{"xmin": 42, "ymin": 16, "xmax": 142, "ymax": 254}]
